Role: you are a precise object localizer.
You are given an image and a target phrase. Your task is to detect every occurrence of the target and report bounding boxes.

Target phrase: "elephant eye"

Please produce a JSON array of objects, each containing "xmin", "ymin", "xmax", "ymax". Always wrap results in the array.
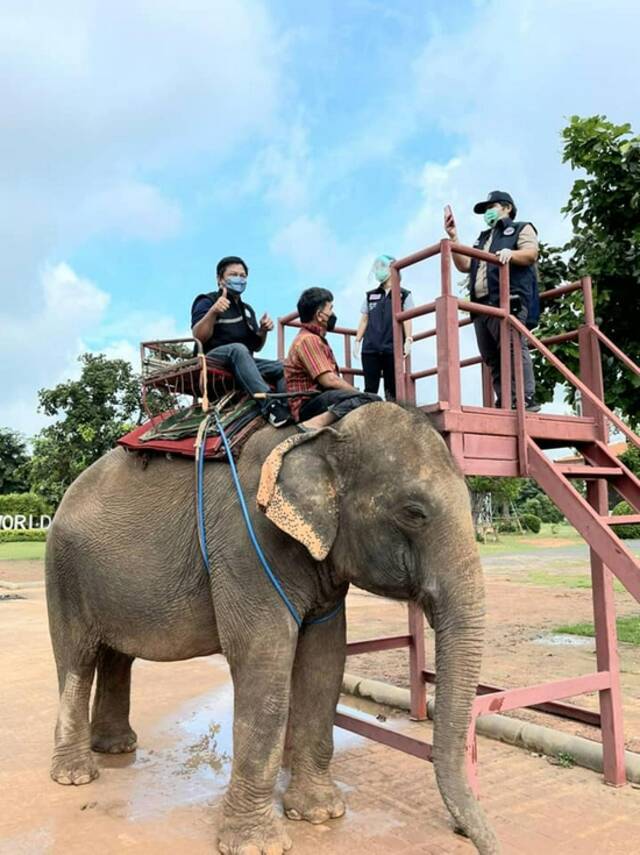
[{"xmin": 404, "ymin": 503, "xmax": 428, "ymax": 523}]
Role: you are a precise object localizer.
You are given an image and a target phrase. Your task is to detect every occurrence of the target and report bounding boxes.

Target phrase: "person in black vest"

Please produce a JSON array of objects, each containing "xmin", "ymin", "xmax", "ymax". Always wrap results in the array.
[
  {"xmin": 444, "ymin": 191, "xmax": 541, "ymax": 412},
  {"xmin": 191, "ymin": 256, "xmax": 290, "ymax": 427},
  {"xmin": 353, "ymin": 254, "xmax": 414, "ymax": 400}
]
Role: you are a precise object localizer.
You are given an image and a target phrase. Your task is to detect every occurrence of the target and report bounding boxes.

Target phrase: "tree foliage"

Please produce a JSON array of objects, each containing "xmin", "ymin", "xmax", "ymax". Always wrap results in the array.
[
  {"xmin": 0, "ymin": 428, "xmax": 31, "ymax": 494},
  {"xmin": 30, "ymin": 354, "xmax": 142, "ymax": 507},
  {"xmin": 619, "ymin": 443, "xmax": 640, "ymax": 479},
  {"xmin": 535, "ymin": 116, "xmax": 640, "ymax": 424}
]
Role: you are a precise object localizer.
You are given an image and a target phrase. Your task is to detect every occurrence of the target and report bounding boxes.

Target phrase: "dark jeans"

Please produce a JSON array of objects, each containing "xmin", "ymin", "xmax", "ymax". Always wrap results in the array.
[
  {"xmin": 473, "ymin": 304, "xmax": 535, "ymax": 402},
  {"xmin": 362, "ymin": 351, "xmax": 396, "ymax": 400},
  {"xmin": 299, "ymin": 389, "xmax": 381, "ymax": 422},
  {"xmin": 206, "ymin": 342, "xmax": 286, "ymax": 412}
]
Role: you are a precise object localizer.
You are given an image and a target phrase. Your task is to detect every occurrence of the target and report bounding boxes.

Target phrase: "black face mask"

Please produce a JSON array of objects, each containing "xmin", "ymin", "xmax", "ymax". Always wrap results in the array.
[{"xmin": 326, "ymin": 313, "xmax": 337, "ymax": 332}]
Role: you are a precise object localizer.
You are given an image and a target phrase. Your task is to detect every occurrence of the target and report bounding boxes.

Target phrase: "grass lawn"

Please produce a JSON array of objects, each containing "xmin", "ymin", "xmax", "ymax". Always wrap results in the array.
[
  {"xmin": 477, "ymin": 523, "xmax": 582, "ymax": 555},
  {"xmin": 555, "ymin": 615, "xmax": 640, "ymax": 645},
  {"xmin": 0, "ymin": 541, "xmax": 47, "ymax": 561},
  {"xmin": 526, "ymin": 571, "xmax": 625, "ymax": 593}
]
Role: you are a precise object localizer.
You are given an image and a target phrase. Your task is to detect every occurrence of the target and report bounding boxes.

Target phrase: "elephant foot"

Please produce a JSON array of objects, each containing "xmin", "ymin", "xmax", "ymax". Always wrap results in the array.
[
  {"xmin": 283, "ymin": 775, "xmax": 345, "ymax": 824},
  {"xmin": 91, "ymin": 727, "xmax": 137, "ymax": 754},
  {"xmin": 218, "ymin": 806, "xmax": 292, "ymax": 855},
  {"xmin": 51, "ymin": 752, "xmax": 99, "ymax": 786}
]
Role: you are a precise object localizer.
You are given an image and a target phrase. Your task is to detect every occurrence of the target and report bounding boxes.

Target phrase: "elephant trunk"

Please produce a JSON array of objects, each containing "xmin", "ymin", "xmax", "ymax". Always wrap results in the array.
[{"xmin": 427, "ymin": 544, "xmax": 500, "ymax": 855}]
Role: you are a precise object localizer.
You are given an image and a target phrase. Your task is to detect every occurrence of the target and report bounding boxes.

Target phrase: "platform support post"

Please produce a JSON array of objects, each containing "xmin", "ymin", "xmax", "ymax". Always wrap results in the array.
[
  {"xmin": 498, "ymin": 263, "xmax": 511, "ymax": 410},
  {"xmin": 579, "ymin": 284, "xmax": 626, "ymax": 786},
  {"xmin": 408, "ymin": 602, "xmax": 427, "ymax": 721}
]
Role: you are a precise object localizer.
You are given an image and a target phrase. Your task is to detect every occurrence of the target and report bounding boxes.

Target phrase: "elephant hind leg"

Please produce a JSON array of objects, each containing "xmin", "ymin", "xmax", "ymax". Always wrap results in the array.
[{"xmin": 90, "ymin": 646, "xmax": 137, "ymax": 754}]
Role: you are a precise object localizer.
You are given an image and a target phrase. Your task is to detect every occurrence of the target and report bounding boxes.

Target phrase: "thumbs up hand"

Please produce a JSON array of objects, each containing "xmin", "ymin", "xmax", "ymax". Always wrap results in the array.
[
  {"xmin": 259, "ymin": 313, "xmax": 274, "ymax": 333},
  {"xmin": 212, "ymin": 286, "xmax": 231, "ymax": 315}
]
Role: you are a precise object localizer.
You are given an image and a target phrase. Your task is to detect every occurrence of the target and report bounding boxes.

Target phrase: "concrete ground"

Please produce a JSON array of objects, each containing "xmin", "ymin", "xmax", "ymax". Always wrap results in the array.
[{"xmin": 2, "ymin": 577, "xmax": 640, "ymax": 854}]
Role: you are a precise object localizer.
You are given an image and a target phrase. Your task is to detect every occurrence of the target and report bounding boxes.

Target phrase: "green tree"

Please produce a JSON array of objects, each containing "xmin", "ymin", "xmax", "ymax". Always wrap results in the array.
[
  {"xmin": 467, "ymin": 476, "xmax": 525, "ymax": 519},
  {"xmin": 619, "ymin": 443, "xmax": 640, "ymax": 478},
  {"xmin": 0, "ymin": 428, "xmax": 31, "ymax": 493},
  {"xmin": 535, "ymin": 116, "xmax": 640, "ymax": 424},
  {"xmin": 30, "ymin": 354, "xmax": 142, "ymax": 507}
]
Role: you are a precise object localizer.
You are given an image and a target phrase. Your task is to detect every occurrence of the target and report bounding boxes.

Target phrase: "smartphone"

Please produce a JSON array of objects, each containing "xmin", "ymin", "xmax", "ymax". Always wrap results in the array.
[{"xmin": 444, "ymin": 204, "xmax": 455, "ymax": 228}]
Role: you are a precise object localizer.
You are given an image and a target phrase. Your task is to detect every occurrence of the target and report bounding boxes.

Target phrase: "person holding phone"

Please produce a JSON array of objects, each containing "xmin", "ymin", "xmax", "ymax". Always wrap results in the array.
[
  {"xmin": 191, "ymin": 256, "xmax": 290, "ymax": 426},
  {"xmin": 353, "ymin": 254, "xmax": 414, "ymax": 400},
  {"xmin": 444, "ymin": 193, "xmax": 540, "ymax": 412}
]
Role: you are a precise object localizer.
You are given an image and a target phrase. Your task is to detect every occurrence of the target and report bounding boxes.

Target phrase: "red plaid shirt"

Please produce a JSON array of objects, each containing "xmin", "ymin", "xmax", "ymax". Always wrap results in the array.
[{"xmin": 285, "ymin": 323, "xmax": 339, "ymax": 421}]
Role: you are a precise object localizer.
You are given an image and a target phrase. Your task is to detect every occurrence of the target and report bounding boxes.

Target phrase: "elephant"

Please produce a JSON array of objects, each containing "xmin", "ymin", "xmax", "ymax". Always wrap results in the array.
[{"xmin": 46, "ymin": 402, "xmax": 498, "ymax": 855}]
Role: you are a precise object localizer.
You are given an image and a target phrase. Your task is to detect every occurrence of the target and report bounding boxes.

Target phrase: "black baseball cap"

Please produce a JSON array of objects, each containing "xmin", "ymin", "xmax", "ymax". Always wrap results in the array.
[{"xmin": 473, "ymin": 191, "xmax": 516, "ymax": 214}]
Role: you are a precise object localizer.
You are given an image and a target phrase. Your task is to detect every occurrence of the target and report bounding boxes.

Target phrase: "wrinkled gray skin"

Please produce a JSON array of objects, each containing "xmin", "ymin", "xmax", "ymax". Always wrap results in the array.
[{"xmin": 46, "ymin": 403, "xmax": 498, "ymax": 855}]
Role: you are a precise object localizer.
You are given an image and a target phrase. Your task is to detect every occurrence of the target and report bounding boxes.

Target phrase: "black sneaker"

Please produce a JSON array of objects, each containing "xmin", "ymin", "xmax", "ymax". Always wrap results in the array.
[
  {"xmin": 267, "ymin": 400, "xmax": 290, "ymax": 428},
  {"xmin": 525, "ymin": 397, "xmax": 541, "ymax": 413}
]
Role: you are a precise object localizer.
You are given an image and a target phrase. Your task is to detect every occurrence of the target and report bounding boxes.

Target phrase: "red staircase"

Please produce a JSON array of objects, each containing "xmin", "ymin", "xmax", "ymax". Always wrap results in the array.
[{"xmin": 278, "ymin": 238, "xmax": 640, "ymax": 791}]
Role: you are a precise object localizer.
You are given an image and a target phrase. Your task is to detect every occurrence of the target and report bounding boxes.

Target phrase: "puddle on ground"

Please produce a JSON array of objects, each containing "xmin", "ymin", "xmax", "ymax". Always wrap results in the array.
[
  {"xmin": 120, "ymin": 678, "xmax": 384, "ymax": 821},
  {"xmin": 533, "ymin": 633, "xmax": 594, "ymax": 647}
]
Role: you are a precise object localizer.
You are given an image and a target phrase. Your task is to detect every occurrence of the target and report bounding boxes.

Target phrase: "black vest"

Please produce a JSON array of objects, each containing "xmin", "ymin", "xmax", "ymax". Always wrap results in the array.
[
  {"xmin": 362, "ymin": 286, "xmax": 410, "ymax": 354},
  {"xmin": 190, "ymin": 290, "xmax": 262, "ymax": 353},
  {"xmin": 469, "ymin": 218, "xmax": 540, "ymax": 328}
]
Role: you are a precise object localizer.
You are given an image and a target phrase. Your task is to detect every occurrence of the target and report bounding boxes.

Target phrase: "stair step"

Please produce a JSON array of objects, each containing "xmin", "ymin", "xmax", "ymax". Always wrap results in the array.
[
  {"xmin": 556, "ymin": 464, "xmax": 622, "ymax": 478},
  {"xmin": 602, "ymin": 515, "xmax": 640, "ymax": 526}
]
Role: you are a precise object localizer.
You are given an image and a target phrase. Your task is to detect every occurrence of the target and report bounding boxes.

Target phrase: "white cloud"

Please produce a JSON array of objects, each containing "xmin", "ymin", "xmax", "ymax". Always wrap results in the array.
[
  {"xmin": 390, "ymin": 0, "xmax": 640, "ymax": 409},
  {"xmin": 0, "ymin": 263, "xmax": 111, "ymax": 435},
  {"xmin": 0, "ymin": 0, "xmax": 285, "ymax": 433},
  {"xmin": 243, "ymin": 123, "xmax": 312, "ymax": 212},
  {"xmin": 270, "ymin": 214, "xmax": 352, "ymax": 280},
  {"xmin": 405, "ymin": 0, "xmax": 640, "ymax": 255},
  {"xmin": 77, "ymin": 181, "xmax": 183, "ymax": 242}
]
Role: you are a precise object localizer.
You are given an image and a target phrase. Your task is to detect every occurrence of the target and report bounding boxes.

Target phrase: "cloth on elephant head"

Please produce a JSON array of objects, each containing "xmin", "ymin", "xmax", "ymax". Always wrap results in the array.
[{"xmin": 117, "ymin": 394, "xmax": 263, "ymax": 460}]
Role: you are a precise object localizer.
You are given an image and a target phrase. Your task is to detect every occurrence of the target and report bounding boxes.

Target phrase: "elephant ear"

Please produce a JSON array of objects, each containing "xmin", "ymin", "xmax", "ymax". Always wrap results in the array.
[{"xmin": 257, "ymin": 429, "xmax": 340, "ymax": 561}]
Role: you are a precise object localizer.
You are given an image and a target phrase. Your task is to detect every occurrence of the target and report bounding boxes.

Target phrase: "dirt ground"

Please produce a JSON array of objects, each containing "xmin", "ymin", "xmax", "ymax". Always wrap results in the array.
[{"xmin": 1, "ymin": 544, "xmax": 640, "ymax": 854}]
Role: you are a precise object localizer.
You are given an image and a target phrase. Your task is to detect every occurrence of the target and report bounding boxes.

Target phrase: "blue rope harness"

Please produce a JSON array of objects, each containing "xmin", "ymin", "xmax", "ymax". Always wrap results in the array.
[{"xmin": 195, "ymin": 409, "xmax": 343, "ymax": 629}]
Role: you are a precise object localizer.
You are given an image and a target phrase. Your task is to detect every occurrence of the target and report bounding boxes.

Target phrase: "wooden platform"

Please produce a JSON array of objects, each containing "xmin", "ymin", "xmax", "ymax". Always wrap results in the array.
[{"xmin": 423, "ymin": 405, "xmax": 600, "ymax": 476}]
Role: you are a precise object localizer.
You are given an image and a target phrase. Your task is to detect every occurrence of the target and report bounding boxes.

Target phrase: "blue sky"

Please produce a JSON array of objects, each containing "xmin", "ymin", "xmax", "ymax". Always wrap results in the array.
[{"xmin": 2, "ymin": 0, "xmax": 640, "ymax": 434}]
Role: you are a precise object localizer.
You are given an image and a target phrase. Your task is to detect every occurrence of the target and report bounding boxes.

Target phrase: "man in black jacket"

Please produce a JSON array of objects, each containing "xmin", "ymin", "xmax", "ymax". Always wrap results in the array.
[
  {"xmin": 445, "ymin": 191, "xmax": 540, "ymax": 412},
  {"xmin": 191, "ymin": 256, "xmax": 289, "ymax": 426}
]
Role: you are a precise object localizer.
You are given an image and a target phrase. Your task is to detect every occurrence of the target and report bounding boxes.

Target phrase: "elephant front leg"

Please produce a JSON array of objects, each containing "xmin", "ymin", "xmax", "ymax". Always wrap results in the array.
[
  {"xmin": 220, "ymin": 637, "xmax": 297, "ymax": 855},
  {"xmin": 283, "ymin": 608, "xmax": 347, "ymax": 825}
]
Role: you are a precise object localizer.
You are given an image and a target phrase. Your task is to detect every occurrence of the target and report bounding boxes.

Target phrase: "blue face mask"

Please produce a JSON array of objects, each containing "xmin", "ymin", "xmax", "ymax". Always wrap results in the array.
[{"xmin": 225, "ymin": 275, "xmax": 247, "ymax": 295}]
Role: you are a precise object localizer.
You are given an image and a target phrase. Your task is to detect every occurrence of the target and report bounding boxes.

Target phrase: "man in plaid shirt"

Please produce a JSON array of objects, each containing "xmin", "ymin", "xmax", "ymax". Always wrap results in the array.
[{"xmin": 286, "ymin": 287, "xmax": 381, "ymax": 430}]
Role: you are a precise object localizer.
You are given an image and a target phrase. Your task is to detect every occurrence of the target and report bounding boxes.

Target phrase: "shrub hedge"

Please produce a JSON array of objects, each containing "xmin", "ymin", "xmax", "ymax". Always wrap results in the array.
[
  {"xmin": 0, "ymin": 492, "xmax": 52, "ymax": 516},
  {"xmin": 612, "ymin": 502, "xmax": 640, "ymax": 539},
  {"xmin": 0, "ymin": 528, "xmax": 48, "ymax": 543},
  {"xmin": 521, "ymin": 513, "xmax": 542, "ymax": 533}
]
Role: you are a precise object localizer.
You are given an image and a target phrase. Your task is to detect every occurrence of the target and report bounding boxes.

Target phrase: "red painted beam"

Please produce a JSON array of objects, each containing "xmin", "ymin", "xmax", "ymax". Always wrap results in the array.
[
  {"xmin": 422, "ymin": 671, "xmax": 602, "ymax": 727},
  {"xmin": 528, "ymin": 440, "xmax": 640, "ymax": 602},
  {"xmin": 334, "ymin": 712, "xmax": 433, "ymax": 762},
  {"xmin": 346, "ymin": 635, "xmax": 411, "ymax": 656},
  {"xmin": 472, "ymin": 672, "xmax": 611, "ymax": 716}
]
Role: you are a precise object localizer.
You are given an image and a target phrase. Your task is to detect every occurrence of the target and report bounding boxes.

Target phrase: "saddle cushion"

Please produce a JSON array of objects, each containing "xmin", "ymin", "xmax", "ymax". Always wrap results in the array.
[{"xmin": 117, "ymin": 398, "xmax": 263, "ymax": 460}]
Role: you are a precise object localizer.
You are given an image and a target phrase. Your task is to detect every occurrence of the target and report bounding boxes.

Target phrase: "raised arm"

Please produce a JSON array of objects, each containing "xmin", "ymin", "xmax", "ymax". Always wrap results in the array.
[
  {"xmin": 444, "ymin": 211, "xmax": 471, "ymax": 273},
  {"xmin": 191, "ymin": 288, "xmax": 230, "ymax": 346}
]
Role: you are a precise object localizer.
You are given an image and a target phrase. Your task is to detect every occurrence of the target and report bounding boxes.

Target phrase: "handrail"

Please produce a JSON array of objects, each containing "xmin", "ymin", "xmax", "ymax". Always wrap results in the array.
[
  {"xmin": 509, "ymin": 315, "xmax": 640, "ymax": 451},
  {"xmin": 397, "ymin": 300, "xmax": 436, "ymax": 322},
  {"xmin": 539, "ymin": 281, "xmax": 583, "ymax": 301},
  {"xmin": 593, "ymin": 326, "xmax": 640, "ymax": 378},
  {"xmin": 141, "ymin": 336, "xmax": 203, "ymax": 355},
  {"xmin": 278, "ymin": 314, "xmax": 358, "ymax": 337},
  {"xmin": 392, "ymin": 242, "xmax": 442, "ymax": 271}
]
